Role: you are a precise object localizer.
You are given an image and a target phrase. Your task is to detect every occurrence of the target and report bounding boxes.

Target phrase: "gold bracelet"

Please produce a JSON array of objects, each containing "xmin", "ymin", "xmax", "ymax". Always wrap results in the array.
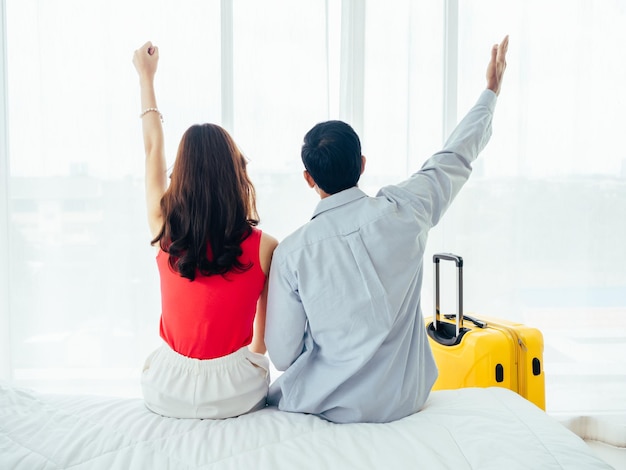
[{"xmin": 139, "ymin": 107, "xmax": 164, "ymax": 122}]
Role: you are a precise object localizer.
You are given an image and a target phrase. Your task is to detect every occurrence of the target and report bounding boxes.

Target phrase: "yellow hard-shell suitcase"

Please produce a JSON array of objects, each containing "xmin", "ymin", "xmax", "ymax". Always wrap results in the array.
[{"xmin": 425, "ymin": 253, "xmax": 546, "ymax": 410}]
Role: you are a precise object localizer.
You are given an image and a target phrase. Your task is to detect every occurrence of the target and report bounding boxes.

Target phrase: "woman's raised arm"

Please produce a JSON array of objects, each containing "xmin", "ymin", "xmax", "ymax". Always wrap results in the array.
[{"xmin": 133, "ymin": 41, "xmax": 167, "ymax": 240}]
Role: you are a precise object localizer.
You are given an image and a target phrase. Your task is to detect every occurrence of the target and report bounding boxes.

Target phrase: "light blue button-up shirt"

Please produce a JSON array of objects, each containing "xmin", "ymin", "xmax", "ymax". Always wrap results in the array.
[{"xmin": 266, "ymin": 89, "xmax": 497, "ymax": 423}]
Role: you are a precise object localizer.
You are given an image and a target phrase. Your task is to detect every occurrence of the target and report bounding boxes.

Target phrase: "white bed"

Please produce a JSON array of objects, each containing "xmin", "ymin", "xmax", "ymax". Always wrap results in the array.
[{"xmin": 0, "ymin": 382, "xmax": 611, "ymax": 469}]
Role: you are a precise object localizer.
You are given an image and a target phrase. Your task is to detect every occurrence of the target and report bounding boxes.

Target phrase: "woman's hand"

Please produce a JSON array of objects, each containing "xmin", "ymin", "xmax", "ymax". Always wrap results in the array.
[{"xmin": 133, "ymin": 41, "xmax": 159, "ymax": 84}]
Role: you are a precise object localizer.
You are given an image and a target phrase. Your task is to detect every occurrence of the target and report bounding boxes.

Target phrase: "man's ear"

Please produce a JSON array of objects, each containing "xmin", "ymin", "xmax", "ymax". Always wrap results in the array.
[
  {"xmin": 303, "ymin": 170, "xmax": 317, "ymax": 188},
  {"xmin": 360, "ymin": 155, "xmax": 366, "ymax": 175}
]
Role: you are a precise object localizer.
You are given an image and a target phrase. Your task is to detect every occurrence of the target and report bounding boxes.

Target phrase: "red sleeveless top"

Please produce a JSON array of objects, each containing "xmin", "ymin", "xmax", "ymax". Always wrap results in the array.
[{"xmin": 157, "ymin": 228, "xmax": 266, "ymax": 359}]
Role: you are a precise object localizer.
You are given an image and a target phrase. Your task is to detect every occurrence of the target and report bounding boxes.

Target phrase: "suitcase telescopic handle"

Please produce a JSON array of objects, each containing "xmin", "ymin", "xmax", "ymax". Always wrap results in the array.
[{"xmin": 433, "ymin": 253, "xmax": 463, "ymax": 337}]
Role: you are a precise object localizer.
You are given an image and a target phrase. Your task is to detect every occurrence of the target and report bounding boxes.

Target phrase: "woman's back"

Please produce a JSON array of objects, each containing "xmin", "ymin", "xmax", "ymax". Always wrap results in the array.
[{"xmin": 158, "ymin": 228, "xmax": 266, "ymax": 359}]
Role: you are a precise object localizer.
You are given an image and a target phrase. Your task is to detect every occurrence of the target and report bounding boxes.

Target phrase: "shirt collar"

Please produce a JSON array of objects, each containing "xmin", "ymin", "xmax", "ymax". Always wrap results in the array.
[{"xmin": 311, "ymin": 187, "xmax": 368, "ymax": 220}]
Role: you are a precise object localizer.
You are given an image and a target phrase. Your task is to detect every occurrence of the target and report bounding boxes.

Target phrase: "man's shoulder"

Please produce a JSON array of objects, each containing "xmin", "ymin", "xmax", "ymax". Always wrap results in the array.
[
  {"xmin": 273, "ymin": 224, "xmax": 311, "ymax": 262},
  {"xmin": 273, "ymin": 215, "xmax": 345, "ymax": 265}
]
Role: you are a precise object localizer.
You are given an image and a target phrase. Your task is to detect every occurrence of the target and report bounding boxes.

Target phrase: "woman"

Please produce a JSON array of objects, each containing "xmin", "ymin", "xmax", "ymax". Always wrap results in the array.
[{"xmin": 133, "ymin": 41, "xmax": 278, "ymax": 419}]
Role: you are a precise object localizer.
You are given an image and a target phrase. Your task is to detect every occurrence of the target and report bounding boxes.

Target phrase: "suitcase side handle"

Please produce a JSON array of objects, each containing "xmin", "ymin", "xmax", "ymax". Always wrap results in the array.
[{"xmin": 433, "ymin": 252, "xmax": 463, "ymax": 337}]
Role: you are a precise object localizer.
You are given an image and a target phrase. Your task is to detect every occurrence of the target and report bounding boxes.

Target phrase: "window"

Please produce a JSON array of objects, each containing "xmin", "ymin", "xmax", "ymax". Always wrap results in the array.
[{"xmin": 2, "ymin": 0, "xmax": 624, "ymax": 415}]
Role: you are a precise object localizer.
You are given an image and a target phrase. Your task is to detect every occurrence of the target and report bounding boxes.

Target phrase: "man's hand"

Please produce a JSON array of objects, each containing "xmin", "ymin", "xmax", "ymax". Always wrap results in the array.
[{"xmin": 486, "ymin": 35, "xmax": 508, "ymax": 96}]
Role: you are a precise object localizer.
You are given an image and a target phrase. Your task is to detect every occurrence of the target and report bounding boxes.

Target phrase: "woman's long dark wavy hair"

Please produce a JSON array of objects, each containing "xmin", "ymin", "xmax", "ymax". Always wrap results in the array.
[{"xmin": 152, "ymin": 124, "xmax": 259, "ymax": 281}]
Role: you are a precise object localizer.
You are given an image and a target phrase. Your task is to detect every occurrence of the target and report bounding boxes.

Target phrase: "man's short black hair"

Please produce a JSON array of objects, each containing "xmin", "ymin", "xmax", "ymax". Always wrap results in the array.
[{"xmin": 301, "ymin": 120, "xmax": 362, "ymax": 195}]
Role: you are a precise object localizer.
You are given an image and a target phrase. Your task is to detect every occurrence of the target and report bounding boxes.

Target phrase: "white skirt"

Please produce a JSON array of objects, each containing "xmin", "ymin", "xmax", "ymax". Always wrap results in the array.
[{"xmin": 141, "ymin": 343, "xmax": 270, "ymax": 419}]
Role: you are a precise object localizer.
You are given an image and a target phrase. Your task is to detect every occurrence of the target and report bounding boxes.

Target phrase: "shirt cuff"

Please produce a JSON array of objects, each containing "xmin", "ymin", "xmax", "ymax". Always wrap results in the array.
[{"xmin": 477, "ymin": 89, "xmax": 497, "ymax": 113}]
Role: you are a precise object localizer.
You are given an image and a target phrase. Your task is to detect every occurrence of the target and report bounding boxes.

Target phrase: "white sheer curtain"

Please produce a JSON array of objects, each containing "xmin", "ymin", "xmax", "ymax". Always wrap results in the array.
[
  {"xmin": 2, "ymin": 0, "xmax": 625, "ymax": 416},
  {"xmin": 0, "ymin": 0, "xmax": 9, "ymax": 382}
]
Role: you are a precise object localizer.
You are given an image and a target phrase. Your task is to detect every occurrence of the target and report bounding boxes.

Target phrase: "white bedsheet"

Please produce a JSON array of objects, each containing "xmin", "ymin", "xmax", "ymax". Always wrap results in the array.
[{"xmin": 0, "ymin": 382, "xmax": 611, "ymax": 469}]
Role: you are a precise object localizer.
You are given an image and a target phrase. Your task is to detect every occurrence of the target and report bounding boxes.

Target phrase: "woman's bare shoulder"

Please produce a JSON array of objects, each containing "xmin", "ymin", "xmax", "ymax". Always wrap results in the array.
[{"xmin": 259, "ymin": 231, "xmax": 279, "ymax": 275}]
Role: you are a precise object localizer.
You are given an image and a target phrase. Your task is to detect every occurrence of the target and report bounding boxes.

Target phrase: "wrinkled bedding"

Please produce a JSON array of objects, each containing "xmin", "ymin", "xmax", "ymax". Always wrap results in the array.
[{"xmin": 0, "ymin": 383, "xmax": 610, "ymax": 469}]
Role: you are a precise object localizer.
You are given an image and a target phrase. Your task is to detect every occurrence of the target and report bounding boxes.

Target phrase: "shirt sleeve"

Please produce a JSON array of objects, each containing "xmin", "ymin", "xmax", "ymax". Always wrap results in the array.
[
  {"xmin": 378, "ymin": 89, "xmax": 497, "ymax": 228},
  {"xmin": 265, "ymin": 253, "xmax": 308, "ymax": 371}
]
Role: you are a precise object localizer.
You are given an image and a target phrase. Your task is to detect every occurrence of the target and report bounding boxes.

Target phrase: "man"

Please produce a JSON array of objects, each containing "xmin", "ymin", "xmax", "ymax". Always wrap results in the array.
[{"xmin": 265, "ymin": 36, "xmax": 509, "ymax": 423}]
